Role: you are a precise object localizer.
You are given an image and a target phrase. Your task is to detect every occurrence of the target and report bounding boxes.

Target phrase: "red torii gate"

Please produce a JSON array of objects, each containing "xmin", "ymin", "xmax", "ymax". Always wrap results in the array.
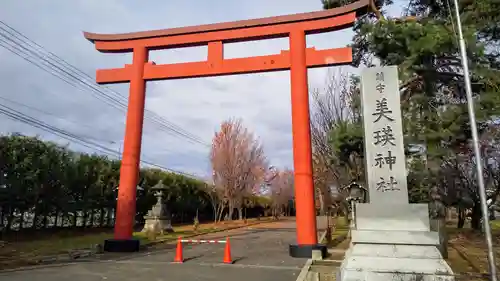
[{"xmin": 84, "ymin": 0, "xmax": 369, "ymax": 258}]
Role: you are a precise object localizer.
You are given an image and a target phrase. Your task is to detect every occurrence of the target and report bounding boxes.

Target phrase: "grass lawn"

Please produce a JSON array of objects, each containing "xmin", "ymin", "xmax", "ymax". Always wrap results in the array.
[
  {"xmin": 325, "ymin": 216, "xmax": 350, "ymax": 260},
  {"xmin": 0, "ymin": 218, "xmax": 269, "ymax": 269},
  {"xmin": 446, "ymin": 220, "xmax": 500, "ymax": 278}
]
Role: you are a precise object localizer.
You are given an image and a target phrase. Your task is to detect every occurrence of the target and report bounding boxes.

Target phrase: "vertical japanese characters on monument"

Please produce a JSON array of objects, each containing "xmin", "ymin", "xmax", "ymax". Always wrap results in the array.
[{"xmin": 361, "ymin": 66, "xmax": 408, "ymax": 205}]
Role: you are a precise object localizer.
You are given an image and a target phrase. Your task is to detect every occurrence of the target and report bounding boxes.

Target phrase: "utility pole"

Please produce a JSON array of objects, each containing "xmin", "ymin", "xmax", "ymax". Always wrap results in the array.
[{"xmin": 451, "ymin": 0, "xmax": 497, "ymax": 280}]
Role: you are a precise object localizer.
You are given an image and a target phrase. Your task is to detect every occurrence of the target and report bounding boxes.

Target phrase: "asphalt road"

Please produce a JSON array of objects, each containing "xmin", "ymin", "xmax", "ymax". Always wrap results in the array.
[{"xmin": 0, "ymin": 217, "xmax": 326, "ymax": 281}]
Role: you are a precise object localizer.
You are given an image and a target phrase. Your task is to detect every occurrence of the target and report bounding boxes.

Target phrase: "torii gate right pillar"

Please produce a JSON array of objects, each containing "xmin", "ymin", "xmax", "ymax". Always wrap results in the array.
[{"xmin": 288, "ymin": 29, "xmax": 321, "ymax": 257}]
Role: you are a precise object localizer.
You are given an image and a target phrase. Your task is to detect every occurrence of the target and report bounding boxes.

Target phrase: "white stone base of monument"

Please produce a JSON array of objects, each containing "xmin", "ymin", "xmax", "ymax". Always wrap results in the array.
[
  {"xmin": 142, "ymin": 218, "xmax": 173, "ymax": 234},
  {"xmin": 337, "ymin": 203, "xmax": 455, "ymax": 281},
  {"xmin": 338, "ymin": 244, "xmax": 455, "ymax": 281}
]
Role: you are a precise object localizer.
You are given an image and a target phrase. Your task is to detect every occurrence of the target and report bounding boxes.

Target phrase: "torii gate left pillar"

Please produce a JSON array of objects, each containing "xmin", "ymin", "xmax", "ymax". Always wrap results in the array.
[{"xmin": 84, "ymin": 0, "xmax": 369, "ymax": 258}]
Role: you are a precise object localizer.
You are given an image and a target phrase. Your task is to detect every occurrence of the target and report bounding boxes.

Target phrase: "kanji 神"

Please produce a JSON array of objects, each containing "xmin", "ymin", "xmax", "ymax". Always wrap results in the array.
[
  {"xmin": 376, "ymin": 176, "xmax": 399, "ymax": 192},
  {"xmin": 375, "ymin": 83, "xmax": 385, "ymax": 94},
  {"xmin": 374, "ymin": 151, "xmax": 396, "ymax": 170},
  {"xmin": 372, "ymin": 98, "xmax": 394, "ymax": 123},
  {"xmin": 373, "ymin": 126, "xmax": 396, "ymax": 146}
]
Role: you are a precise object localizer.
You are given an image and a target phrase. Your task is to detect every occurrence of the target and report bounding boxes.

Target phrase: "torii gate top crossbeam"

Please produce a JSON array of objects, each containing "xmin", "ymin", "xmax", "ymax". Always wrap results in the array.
[
  {"xmin": 84, "ymin": 0, "xmax": 369, "ymax": 51},
  {"xmin": 83, "ymin": 0, "xmax": 369, "ymax": 83}
]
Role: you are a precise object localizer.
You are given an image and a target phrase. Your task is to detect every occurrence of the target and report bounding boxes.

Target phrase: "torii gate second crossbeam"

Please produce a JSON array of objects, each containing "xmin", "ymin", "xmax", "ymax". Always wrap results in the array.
[{"xmin": 83, "ymin": 0, "xmax": 370, "ymax": 258}]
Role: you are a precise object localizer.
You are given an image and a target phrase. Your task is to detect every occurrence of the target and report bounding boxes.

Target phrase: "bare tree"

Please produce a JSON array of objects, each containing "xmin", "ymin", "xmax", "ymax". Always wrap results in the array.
[
  {"xmin": 310, "ymin": 68, "xmax": 360, "ymax": 213},
  {"xmin": 269, "ymin": 169, "xmax": 294, "ymax": 219},
  {"xmin": 436, "ymin": 125, "xmax": 500, "ymax": 230},
  {"xmin": 203, "ymin": 182, "xmax": 225, "ymax": 223},
  {"xmin": 210, "ymin": 118, "xmax": 267, "ymax": 221},
  {"xmin": 232, "ymin": 129, "xmax": 267, "ymax": 219}
]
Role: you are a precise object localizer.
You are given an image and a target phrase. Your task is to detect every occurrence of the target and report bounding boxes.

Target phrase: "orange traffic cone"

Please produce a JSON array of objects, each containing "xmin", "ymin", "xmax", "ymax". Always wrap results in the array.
[
  {"xmin": 174, "ymin": 237, "xmax": 183, "ymax": 263},
  {"xmin": 223, "ymin": 237, "xmax": 232, "ymax": 264}
]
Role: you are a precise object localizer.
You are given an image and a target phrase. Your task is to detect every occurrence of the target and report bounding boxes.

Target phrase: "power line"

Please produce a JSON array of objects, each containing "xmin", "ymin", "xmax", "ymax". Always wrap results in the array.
[
  {"xmin": 0, "ymin": 33, "xmax": 128, "ymax": 112},
  {"xmin": 0, "ymin": 103, "xmax": 121, "ymax": 156},
  {"xmin": 0, "ymin": 95, "xmax": 205, "ymax": 159},
  {"xmin": 0, "ymin": 95, "xmax": 116, "ymax": 143},
  {"xmin": 0, "ymin": 25, "xmax": 206, "ymax": 145},
  {"xmin": 0, "ymin": 102, "xmax": 202, "ymax": 179},
  {"xmin": 0, "ymin": 31, "xmax": 208, "ymax": 147},
  {"xmin": 0, "ymin": 20, "xmax": 210, "ymax": 147}
]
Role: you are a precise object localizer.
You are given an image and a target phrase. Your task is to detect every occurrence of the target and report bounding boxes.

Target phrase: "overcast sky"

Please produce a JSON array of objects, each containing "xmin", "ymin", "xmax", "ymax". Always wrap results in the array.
[{"xmin": 0, "ymin": 0, "xmax": 406, "ymax": 179}]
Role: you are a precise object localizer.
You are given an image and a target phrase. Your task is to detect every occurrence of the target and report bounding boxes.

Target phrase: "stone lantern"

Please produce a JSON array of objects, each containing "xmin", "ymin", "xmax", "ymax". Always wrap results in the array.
[
  {"xmin": 346, "ymin": 182, "xmax": 367, "ymax": 203},
  {"xmin": 345, "ymin": 182, "xmax": 367, "ymax": 231},
  {"xmin": 141, "ymin": 180, "xmax": 173, "ymax": 234}
]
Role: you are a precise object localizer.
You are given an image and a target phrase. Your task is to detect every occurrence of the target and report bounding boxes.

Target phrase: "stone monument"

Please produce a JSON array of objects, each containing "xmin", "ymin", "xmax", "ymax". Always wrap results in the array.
[
  {"xmin": 142, "ymin": 180, "xmax": 173, "ymax": 234},
  {"xmin": 337, "ymin": 66, "xmax": 455, "ymax": 281}
]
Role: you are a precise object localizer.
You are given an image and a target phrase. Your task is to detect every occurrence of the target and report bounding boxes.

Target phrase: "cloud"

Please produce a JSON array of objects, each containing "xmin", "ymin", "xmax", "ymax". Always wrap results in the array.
[{"xmin": 0, "ymin": 0, "xmax": 406, "ymax": 178}]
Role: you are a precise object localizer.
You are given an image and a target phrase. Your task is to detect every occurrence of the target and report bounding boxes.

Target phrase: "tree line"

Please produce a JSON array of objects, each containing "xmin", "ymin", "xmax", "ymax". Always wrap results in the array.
[
  {"xmin": 0, "ymin": 134, "xmax": 272, "ymax": 236},
  {"xmin": 313, "ymin": 0, "xmax": 500, "ymax": 229}
]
